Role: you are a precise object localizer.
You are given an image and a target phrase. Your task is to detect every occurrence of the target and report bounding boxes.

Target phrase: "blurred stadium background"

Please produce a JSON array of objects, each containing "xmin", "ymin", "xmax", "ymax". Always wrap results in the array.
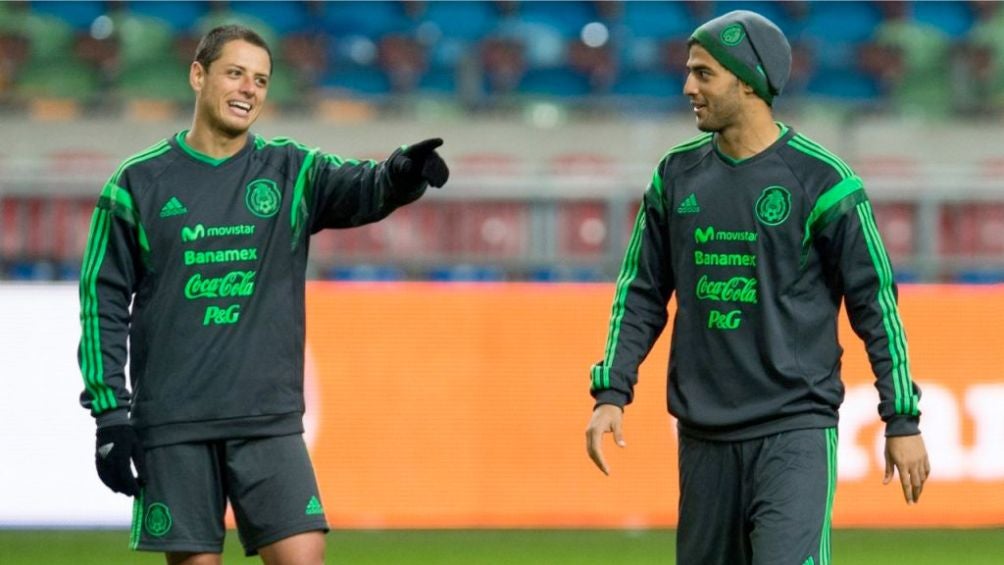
[{"xmin": 1, "ymin": 1, "xmax": 1002, "ymax": 563}]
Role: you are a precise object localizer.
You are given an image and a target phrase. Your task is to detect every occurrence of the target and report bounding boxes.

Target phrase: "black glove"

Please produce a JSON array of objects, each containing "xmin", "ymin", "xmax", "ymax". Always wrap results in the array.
[
  {"xmin": 95, "ymin": 425, "xmax": 146, "ymax": 497},
  {"xmin": 391, "ymin": 138, "xmax": 450, "ymax": 188}
]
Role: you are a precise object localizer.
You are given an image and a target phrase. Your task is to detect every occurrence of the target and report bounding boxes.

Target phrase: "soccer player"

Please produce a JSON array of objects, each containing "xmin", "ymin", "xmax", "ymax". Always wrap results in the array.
[
  {"xmin": 77, "ymin": 25, "xmax": 448, "ymax": 564},
  {"xmin": 585, "ymin": 11, "xmax": 929, "ymax": 565}
]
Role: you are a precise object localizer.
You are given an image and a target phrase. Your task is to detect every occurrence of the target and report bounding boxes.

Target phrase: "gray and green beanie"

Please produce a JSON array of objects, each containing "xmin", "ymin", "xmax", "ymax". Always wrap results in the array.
[{"xmin": 689, "ymin": 10, "xmax": 791, "ymax": 105}]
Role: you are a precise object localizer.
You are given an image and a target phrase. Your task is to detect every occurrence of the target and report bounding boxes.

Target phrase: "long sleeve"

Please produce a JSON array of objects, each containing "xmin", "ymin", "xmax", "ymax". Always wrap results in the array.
[
  {"xmin": 299, "ymin": 146, "xmax": 427, "ymax": 234},
  {"xmin": 590, "ymin": 166, "xmax": 675, "ymax": 407},
  {"xmin": 78, "ymin": 181, "xmax": 145, "ymax": 427},
  {"xmin": 814, "ymin": 181, "xmax": 921, "ymax": 437}
]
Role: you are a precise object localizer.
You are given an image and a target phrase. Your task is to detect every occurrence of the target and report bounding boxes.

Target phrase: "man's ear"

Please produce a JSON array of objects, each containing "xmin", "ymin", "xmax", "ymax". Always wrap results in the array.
[{"xmin": 189, "ymin": 61, "xmax": 205, "ymax": 94}]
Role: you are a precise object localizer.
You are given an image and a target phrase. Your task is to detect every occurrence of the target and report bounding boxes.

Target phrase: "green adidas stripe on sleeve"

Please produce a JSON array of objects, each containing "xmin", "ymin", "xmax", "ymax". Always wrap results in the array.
[
  {"xmin": 856, "ymin": 201, "xmax": 916, "ymax": 416},
  {"xmin": 290, "ymin": 150, "xmax": 318, "ymax": 249},
  {"xmin": 800, "ymin": 176, "xmax": 867, "ymax": 263},
  {"xmin": 79, "ymin": 207, "xmax": 116, "ymax": 413},
  {"xmin": 594, "ymin": 203, "xmax": 647, "ymax": 390}
]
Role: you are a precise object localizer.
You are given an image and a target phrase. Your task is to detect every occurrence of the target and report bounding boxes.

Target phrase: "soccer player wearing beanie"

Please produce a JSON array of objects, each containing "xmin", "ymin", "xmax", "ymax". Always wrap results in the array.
[{"xmin": 586, "ymin": 10, "xmax": 929, "ymax": 564}]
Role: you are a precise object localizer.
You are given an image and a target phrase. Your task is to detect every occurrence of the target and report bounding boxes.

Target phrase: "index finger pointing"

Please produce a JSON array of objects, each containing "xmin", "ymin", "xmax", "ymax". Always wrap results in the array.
[{"xmin": 586, "ymin": 428, "xmax": 609, "ymax": 475}]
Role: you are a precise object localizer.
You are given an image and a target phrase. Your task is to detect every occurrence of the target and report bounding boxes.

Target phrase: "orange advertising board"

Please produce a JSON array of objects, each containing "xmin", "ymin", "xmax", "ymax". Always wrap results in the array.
[{"xmin": 305, "ymin": 283, "xmax": 1004, "ymax": 528}]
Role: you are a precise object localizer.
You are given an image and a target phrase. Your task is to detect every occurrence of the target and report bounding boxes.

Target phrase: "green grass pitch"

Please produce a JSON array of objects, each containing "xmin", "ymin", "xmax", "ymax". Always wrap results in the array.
[{"xmin": 0, "ymin": 529, "xmax": 1001, "ymax": 564}]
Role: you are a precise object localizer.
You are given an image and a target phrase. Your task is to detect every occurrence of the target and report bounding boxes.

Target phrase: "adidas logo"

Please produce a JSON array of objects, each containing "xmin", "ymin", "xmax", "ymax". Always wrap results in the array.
[
  {"xmin": 160, "ymin": 197, "xmax": 188, "ymax": 218},
  {"xmin": 677, "ymin": 193, "xmax": 700, "ymax": 214},
  {"xmin": 305, "ymin": 495, "xmax": 324, "ymax": 516}
]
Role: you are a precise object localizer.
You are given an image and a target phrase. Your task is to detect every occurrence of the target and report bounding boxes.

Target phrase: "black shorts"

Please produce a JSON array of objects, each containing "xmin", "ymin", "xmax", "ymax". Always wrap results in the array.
[
  {"xmin": 677, "ymin": 427, "xmax": 837, "ymax": 565},
  {"xmin": 130, "ymin": 434, "xmax": 329, "ymax": 556}
]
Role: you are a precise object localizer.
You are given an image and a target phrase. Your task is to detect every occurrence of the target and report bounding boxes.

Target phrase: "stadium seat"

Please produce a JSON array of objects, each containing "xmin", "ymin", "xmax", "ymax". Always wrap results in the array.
[
  {"xmin": 517, "ymin": 1, "xmax": 597, "ymax": 39},
  {"xmin": 870, "ymin": 202, "xmax": 917, "ymax": 261},
  {"xmin": 913, "ymin": 1, "xmax": 975, "ymax": 39},
  {"xmin": 116, "ymin": 59, "xmax": 192, "ymax": 105},
  {"xmin": 230, "ymin": 1, "xmax": 313, "ymax": 36},
  {"xmin": 620, "ymin": 1, "xmax": 694, "ymax": 40},
  {"xmin": 321, "ymin": 66, "xmax": 392, "ymax": 96},
  {"xmin": 518, "ymin": 68, "xmax": 592, "ymax": 98},
  {"xmin": 452, "ymin": 201, "xmax": 530, "ymax": 259},
  {"xmin": 29, "ymin": 1, "xmax": 106, "ymax": 31},
  {"xmin": 418, "ymin": 1, "xmax": 499, "ymax": 42},
  {"xmin": 528, "ymin": 265, "xmax": 606, "ymax": 282},
  {"xmin": 556, "ymin": 201, "xmax": 609, "ymax": 258},
  {"xmin": 940, "ymin": 203, "xmax": 1004, "ymax": 256},
  {"xmin": 801, "ymin": 1, "xmax": 881, "ymax": 43},
  {"xmin": 327, "ymin": 264, "xmax": 405, "ymax": 281},
  {"xmin": 955, "ymin": 269, "xmax": 1004, "ymax": 284},
  {"xmin": 14, "ymin": 59, "xmax": 101, "ymax": 107},
  {"xmin": 1, "ymin": 196, "xmax": 25, "ymax": 258},
  {"xmin": 416, "ymin": 67, "xmax": 456, "ymax": 96},
  {"xmin": 321, "ymin": 1, "xmax": 412, "ymax": 39},
  {"xmin": 712, "ymin": 1, "xmax": 798, "ymax": 36},
  {"xmin": 427, "ymin": 264, "xmax": 506, "ymax": 282},
  {"xmin": 126, "ymin": 1, "xmax": 209, "ymax": 33},
  {"xmin": 611, "ymin": 71, "xmax": 684, "ymax": 99},
  {"xmin": 805, "ymin": 69, "xmax": 881, "ymax": 102}
]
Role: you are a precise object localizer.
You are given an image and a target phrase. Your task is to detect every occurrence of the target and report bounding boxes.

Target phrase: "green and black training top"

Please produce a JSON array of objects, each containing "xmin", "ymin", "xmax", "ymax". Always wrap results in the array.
[
  {"xmin": 590, "ymin": 124, "xmax": 921, "ymax": 441},
  {"xmin": 78, "ymin": 131, "xmax": 426, "ymax": 447}
]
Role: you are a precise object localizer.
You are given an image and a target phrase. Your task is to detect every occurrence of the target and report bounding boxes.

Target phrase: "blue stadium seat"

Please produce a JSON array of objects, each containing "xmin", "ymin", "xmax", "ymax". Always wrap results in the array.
[
  {"xmin": 7, "ymin": 260, "xmax": 55, "ymax": 281},
  {"xmin": 427, "ymin": 265, "xmax": 506, "ymax": 282},
  {"xmin": 321, "ymin": 67, "xmax": 391, "ymax": 95},
  {"xmin": 955, "ymin": 269, "xmax": 1004, "ymax": 285},
  {"xmin": 126, "ymin": 1, "xmax": 209, "ymax": 33},
  {"xmin": 528, "ymin": 265, "xmax": 605, "ymax": 282},
  {"xmin": 611, "ymin": 71, "xmax": 683, "ymax": 98},
  {"xmin": 518, "ymin": 68, "xmax": 592, "ymax": 97},
  {"xmin": 417, "ymin": 68, "xmax": 456, "ymax": 95},
  {"xmin": 893, "ymin": 268, "xmax": 922, "ymax": 284},
  {"xmin": 29, "ymin": 1, "xmax": 105, "ymax": 31},
  {"xmin": 712, "ymin": 1, "xmax": 798, "ymax": 35},
  {"xmin": 913, "ymin": 1, "xmax": 975, "ymax": 39},
  {"xmin": 322, "ymin": 1, "xmax": 412, "ymax": 38},
  {"xmin": 230, "ymin": 1, "xmax": 313, "ymax": 36},
  {"xmin": 802, "ymin": 1, "xmax": 881, "ymax": 43},
  {"xmin": 327, "ymin": 264, "xmax": 405, "ymax": 281},
  {"xmin": 621, "ymin": 1, "xmax": 694, "ymax": 40},
  {"xmin": 805, "ymin": 70, "xmax": 880, "ymax": 101},
  {"xmin": 420, "ymin": 1, "xmax": 498, "ymax": 41},
  {"xmin": 518, "ymin": 1, "xmax": 596, "ymax": 39}
]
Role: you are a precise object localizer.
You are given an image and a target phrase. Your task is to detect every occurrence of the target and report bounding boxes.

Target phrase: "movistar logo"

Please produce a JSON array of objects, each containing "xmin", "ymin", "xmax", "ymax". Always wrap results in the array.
[
  {"xmin": 694, "ymin": 250, "xmax": 757, "ymax": 267},
  {"xmin": 677, "ymin": 193, "xmax": 701, "ymax": 214},
  {"xmin": 159, "ymin": 197, "xmax": 187, "ymax": 218},
  {"xmin": 184, "ymin": 248, "xmax": 258, "ymax": 266},
  {"xmin": 695, "ymin": 226, "xmax": 757, "ymax": 244},
  {"xmin": 182, "ymin": 224, "xmax": 255, "ymax": 242},
  {"xmin": 305, "ymin": 496, "xmax": 324, "ymax": 516}
]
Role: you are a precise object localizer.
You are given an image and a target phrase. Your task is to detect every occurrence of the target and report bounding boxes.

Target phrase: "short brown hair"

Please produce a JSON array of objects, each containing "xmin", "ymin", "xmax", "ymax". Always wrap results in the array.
[{"xmin": 194, "ymin": 25, "xmax": 272, "ymax": 74}]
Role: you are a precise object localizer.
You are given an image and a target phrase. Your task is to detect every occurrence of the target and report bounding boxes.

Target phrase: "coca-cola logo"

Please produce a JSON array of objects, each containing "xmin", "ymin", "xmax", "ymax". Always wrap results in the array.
[
  {"xmin": 184, "ymin": 271, "xmax": 256, "ymax": 300},
  {"xmin": 695, "ymin": 275, "xmax": 758, "ymax": 304}
]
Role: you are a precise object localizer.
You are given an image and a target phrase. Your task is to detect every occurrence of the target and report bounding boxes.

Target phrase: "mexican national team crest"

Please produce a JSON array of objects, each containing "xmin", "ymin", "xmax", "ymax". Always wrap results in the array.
[
  {"xmin": 245, "ymin": 179, "xmax": 281, "ymax": 218},
  {"xmin": 144, "ymin": 502, "xmax": 172, "ymax": 537},
  {"xmin": 721, "ymin": 23, "xmax": 746, "ymax": 46},
  {"xmin": 755, "ymin": 186, "xmax": 791, "ymax": 226}
]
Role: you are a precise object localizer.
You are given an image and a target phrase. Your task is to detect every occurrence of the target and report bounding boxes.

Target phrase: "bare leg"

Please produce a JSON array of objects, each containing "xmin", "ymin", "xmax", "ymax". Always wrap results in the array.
[
  {"xmin": 166, "ymin": 552, "xmax": 223, "ymax": 565},
  {"xmin": 259, "ymin": 531, "xmax": 326, "ymax": 565}
]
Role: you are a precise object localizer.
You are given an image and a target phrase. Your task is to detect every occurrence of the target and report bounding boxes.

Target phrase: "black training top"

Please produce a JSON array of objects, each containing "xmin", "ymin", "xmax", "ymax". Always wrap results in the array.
[
  {"xmin": 78, "ymin": 131, "xmax": 426, "ymax": 446},
  {"xmin": 591, "ymin": 125, "xmax": 921, "ymax": 440}
]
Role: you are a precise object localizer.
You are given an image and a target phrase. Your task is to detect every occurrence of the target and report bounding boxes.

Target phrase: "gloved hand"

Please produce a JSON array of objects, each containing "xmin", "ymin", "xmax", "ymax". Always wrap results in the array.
[
  {"xmin": 391, "ymin": 138, "xmax": 450, "ymax": 188},
  {"xmin": 95, "ymin": 425, "xmax": 146, "ymax": 497}
]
